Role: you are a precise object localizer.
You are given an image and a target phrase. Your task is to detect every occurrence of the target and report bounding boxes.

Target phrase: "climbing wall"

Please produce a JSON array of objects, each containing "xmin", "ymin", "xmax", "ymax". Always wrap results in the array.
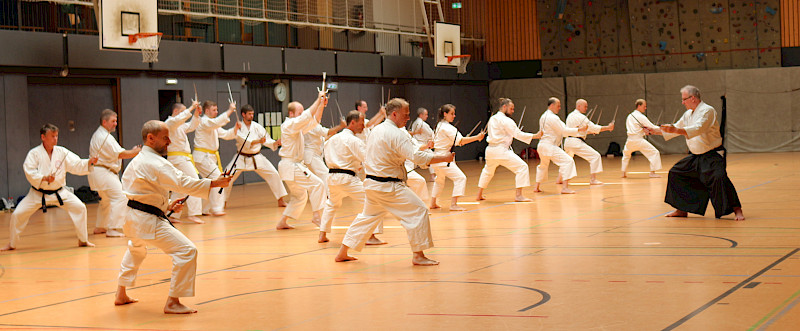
[{"xmin": 537, "ymin": 0, "xmax": 781, "ymax": 77}]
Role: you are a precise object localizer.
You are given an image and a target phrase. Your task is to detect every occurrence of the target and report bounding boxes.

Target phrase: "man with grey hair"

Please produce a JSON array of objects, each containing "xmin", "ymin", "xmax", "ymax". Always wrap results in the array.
[
  {"xmin": 89, "ymin": 109, "xmax": 142, "ymax": 237},
  {"xmin": 563, "ymin": 99, "xmax": 614, "ymax": 185},
  {"xmin": 335, "ymin": 98, "xmax": 454, "ymax": 266},
  {"xmin": 2, "ymin": 124, "xmax": 98, "ymax": 251},
  {"xmin": 645, "ymin": 85, "xmax": 744, "ymax": 221},
  {"xmin": 114, "ymin": 120, "xmax": 231, "ymax": 314}
]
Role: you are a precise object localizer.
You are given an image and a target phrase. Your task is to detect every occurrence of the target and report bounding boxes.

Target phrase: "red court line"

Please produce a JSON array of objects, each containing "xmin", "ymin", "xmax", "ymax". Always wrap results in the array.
[{"xmin": 408, "ymin": 313, "xmax": 547, "ymax": 318}]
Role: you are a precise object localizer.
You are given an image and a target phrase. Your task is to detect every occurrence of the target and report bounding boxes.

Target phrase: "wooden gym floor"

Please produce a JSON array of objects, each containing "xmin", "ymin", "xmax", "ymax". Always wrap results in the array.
[{"xmin": 0, "ymin": 152, "xmax": 798, "ymax": 330}]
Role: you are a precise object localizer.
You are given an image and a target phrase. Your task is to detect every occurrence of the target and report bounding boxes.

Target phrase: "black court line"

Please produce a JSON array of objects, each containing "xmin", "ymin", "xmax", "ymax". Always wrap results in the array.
[
  {"xmin": 0, "ymin": 247, "xmax": 329, "ymax": 318},
  {"xmin": 196, "ymin": 280, "xmax": 551, "ymax": 312},
  {"xmin": 662, "ymin": 248, "xmax": 799, "ymax": 330}
]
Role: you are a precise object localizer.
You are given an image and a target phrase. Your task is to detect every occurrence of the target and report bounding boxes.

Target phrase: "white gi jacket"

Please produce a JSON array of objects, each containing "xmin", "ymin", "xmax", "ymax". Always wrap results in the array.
[
  {"xmin": 121, "ymin": 146, "xmax": 211, "ymax": 239},
  {"xmin": 166, "ymin": 109, "xmax": 200, "ymax": 154},
  {"xmin": 410, "ymin": 117, "xmax": 434, "ymax": 145},
  {"xmin": 365, "ymin": 120, "xmax": 434, "ymax": 192},
  {"xmin": 278, "ymin": 108, "xmax": 318, "ymax": 180},
  {"xmin": 486, "ymin": 111, "xmax": 535, "ymax": 148},
  {"xmin": 25, "ymin": 145, "xmax": 91, "ymax": 190},
  {"xmin": 663, "ymin": 102, "xmax": 722, "ymax": 154}
]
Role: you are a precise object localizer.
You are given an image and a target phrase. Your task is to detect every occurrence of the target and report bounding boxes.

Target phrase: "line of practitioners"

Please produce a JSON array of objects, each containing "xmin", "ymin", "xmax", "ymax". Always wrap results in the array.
[{"xmin": 1, "ymin": 84, "xmax": 743, "ymax": 314}]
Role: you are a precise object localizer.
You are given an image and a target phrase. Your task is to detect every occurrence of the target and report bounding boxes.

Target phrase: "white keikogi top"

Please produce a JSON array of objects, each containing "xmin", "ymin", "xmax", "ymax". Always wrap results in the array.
[
  {"xmin": 486, "ymin": 111, "xmax": 534, "ymax": 148},
  {"xmin": 625, "ymin": 111, "xmax": 658, "ymax": 139},
  {"xmin": 303, "ymin": 124, "xmax": 328, "ymax": 156},
  {"xmin": 364, "ymin": 120, "xmax": 434, "ymax": 189},
  {"xmin": 565, "ymin": 109, "xmax": 602, "ymax": 138},
  {"xmin": 193, "ymin": 114, "xmax": 234, "ymax": 151},
  {"xmin": 410, "ymin": 117, "xmax": 433, "ymax": 145},
  {"xmin": 24, "ymin": 145, "xmax": 91, "ymax": 190},
  {"xmin": 662, "ymin": 101, "xmax": 722, "ymax": 154},
  {"xmin": 236, "ymin": 121, "xmax": 278, "ymax": 153},
  {"xmin": 89, "ymin": 126, "xmax": 124, "ymax": 173},
  {"xmin": 279, "ymin": 108, "xmax": 318, "ymax": 162},
  {"xmin": 121, "ymin": 146, "xmax": 211, "ymax": 239},
  {"xmin": 323, "ymin": 128, "xmax": 365, "ymax": 172},
  {"xmin": 538, "ymin": 109, "xmax": 579, "ymax": 146},
  {"xmin": 165, "ymin": 108, "xmax": 200, "ymax": 154}
]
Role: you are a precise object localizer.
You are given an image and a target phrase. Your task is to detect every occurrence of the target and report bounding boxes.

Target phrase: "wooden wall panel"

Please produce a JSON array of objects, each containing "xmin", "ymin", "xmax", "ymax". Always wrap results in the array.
[
  {"xmin": 783, "ymin": 0, "xmax": 800, "ymax": 47},
  {"xmin": 485, "ymin": 0, "xmax": 541, "ymax": 62}
]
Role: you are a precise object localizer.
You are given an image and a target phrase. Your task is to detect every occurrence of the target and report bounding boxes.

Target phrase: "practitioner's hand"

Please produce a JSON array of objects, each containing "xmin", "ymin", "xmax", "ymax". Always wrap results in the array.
[
  {"xmin": 476, "ymin": 130, "xmax": 486, "ymax": 141},
  {"xmin": 275, "ymin": 139, "xmax": 282, "ymax": 147},
  {"xmin": 189, "ymin": 100, "xmax": 199, "ymax": 111},
  {"xmin": 235, "ymin": 121, "xmax": 242, "ymax": 132},
  {"xmin": 43, "ymin": 175, "xmax": 55, "ymax": 183},
  {"xmin": 168, "ymin": 199, "xmax": 185, "ymax": 214},
  {"xmin": 210, "ymin": 175, "xmax": 233, "ymax": 188},
  {"xmin": 643, "ymin": 127, "xmax": 661, "ymax": 135},
  {"xmin": 578, "ymin": 124, "xmax": 589, "ymax": 134},
  {"xmin": 340, "ymin": 118, "xmax": 346, "ymax": 127},
  {"xmin": 443, "ymin": 152, "xmax": 455, "ymax": 163},
  {"xmin": 533, "ymin": 130, "xmax": 543, "ymax": 139},
  {"xmin": 659, "ymin": 124, "xmax": 676, "ymax": 134},
  {"xmin": 318, "ymin": 89, "xmax": 327, "ymax": 99},
  {"xmin": 228, "ymin": 101, "xmax": 237, "ymax": 112},
  {"xmin": 130, "ymin": 145, "xmax": 142, "ymax": 154},
  {"xmin": 607, "ymin": 121, "xmax": 615, "ymax": 131},
  {"xmin": 89, "ymin": 156, "xmax": 99, "ymax": 166}
]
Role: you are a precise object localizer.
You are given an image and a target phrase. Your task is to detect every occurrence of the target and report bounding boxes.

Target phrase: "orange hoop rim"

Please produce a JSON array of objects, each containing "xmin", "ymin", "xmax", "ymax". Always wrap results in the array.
[
  {"xmin": 128, "ymin": 32, "xmax": 163, "ymax": 44},
  {"xmin": 446, "ymin": 54, "xmax": 471, "ymax": 63}
]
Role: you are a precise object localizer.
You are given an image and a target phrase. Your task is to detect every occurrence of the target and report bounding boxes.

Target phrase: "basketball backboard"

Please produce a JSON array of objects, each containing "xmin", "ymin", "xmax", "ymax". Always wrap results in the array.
[
  {"xmin": 97, "ymin": 0, "xmax": 158, "ymax": 50},
  {"xmin": 434, "ymin": 22, "xmax": 461, "ymax": 67}
]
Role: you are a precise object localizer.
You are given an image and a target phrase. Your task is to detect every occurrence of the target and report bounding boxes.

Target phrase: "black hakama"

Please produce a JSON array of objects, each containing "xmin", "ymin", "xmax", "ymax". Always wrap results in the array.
[{"xmin": 664, "ymin": 147, "xmax": 741, "ymax": 218}]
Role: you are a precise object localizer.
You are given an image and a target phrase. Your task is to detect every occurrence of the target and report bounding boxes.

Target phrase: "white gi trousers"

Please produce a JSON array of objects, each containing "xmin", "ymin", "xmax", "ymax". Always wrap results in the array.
[
  {"xmin": 535, "ymin": 143, "xmax": 577, "ymax": 183},
  {"xmin": 91, "ymin": 167, "xmax": 126, "ymax": 230},
  {"xmin": 564, "ymin": 137, "xmax": 603, "ymax": 174},
  {"xmin": 319, "ymin": 173, "xmax": 382, "ymax": 234},
  {"xmin": 279, "ymin": 160, "xmax": 326, "ymax": 220},
  {"xmin": 118, "ymin": 212, "xmax": 197, "ymax": 298},
  {"xmin": 478, "ymin": 145, "xmax": 530, "ymax": 189},
  {"xmin": 222, "ymin": 155, "xmax": 287, "ymax": 201},
  {"xmin": 8, "ymin": 187, "xmax": 89, "ymax": 247},
  {"xmin": 304, "ymin": 151, "xmax": 329, "ymax": 187},
  {"xmin": 167, "ymin": 155, "xmax": 202, "ymax": 218},
  {"xmin": 192, "ymin": 150, "xmax": 225, "ymax": 214},
  {"xmin": 621, "ymin": 138, "xmax": 662, "ymax": 172},
  {"xmin": 342, "ymin": 180, "xmax": 434, "ymax": 252},
  {"xmin": 431, "ymin": 162, "xmax": 467, "ymax": 198},
  {"xmin": 404, "ymin": 160, "xmax": 430, "ymax": 201}
]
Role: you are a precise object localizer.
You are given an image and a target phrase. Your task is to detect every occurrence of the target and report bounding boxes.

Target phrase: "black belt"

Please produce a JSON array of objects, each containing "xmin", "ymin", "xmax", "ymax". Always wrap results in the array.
[
  {"xmin": 32, "ymin": 186, "xmax": 63, "ymax": 213},
  {"xmin": 127, "ymin": 200, "xmax": 175, "ymax": 228},
  {"xmin": 366, "ymin": 175, "xmax": 402, "ymax": 182},
  {"xmin": 578, "ymin": 137, "xmax": 586, "ymax": 142},
  {"xmin": 239, "ymin": 152, "xmax": 259, "ymax": 169},
  {"xmin": 329, "ymin": 168, "xmax": 356, "ymax": 176}
]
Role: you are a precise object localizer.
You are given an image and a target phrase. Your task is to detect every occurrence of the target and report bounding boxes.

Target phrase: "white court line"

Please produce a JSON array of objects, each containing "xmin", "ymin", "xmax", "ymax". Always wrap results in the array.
[
  {"xmin": 332, "ymin": 225, "xmax": 404, "ymax": 229},
  {"xmin": 569, "ymin": 182, "xmax": 623, "ymax": 186},
  {"xmin": 503, "ymin": 201, "xmax": 535, "ymax": 205},
  {"xmin": 627, "ymin": 171, "xmax": 668, "ymax": 174}
]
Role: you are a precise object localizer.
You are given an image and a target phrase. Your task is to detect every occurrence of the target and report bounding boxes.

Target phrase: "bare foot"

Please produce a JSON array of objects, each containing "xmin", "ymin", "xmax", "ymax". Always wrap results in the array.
[
  {"xmin": 560, "ymin": 188, "xmax": 576, "ymax": 194},
  {"xmin": 277, "ymin": 197, "xmax": 287, "ymax": 207},
  {"xmin": 429, "ymin": 203, "xmax": 441, "ymax": 209},
  {"xmin": 335, "ymin": 246, "xmax": 358, "ymax": 262},
  {"xmin": 449, "ymin": 205, "xmax": 466, "ymax": 211},
  {"xmin": 78, "ymin": 241, "xmax": 95, "ymax": 247},
  {"xmin": 114, "ymin": 286, "xmax": 138, "ymax": 306},
  {"xmin": 590, "ymin": 180, "xmax": 604, "ymax": 185},
  {"xmin": 106, "ymin": 229, "xmax": 125, "ymax": 237},
  {"xmin": 169, "ymin": 217, "xmax": 182, "ymax": 224},
  {"xmin": 164, "ymin": 297, "xmax": 197, "ymax": 314},
  {"xmin": 733, "ymin": 207, "xmax": 745, "ymax": 221},
  {"xmin": 93, "ymin": 227, "xmax": 107, "ymax": 235},
  {"xmin": 515, "ymin": 196, "xmax": 533, "ymax": 202},
  {"xmin": 318, "ymin": 232, "xmax": 329, "ymax": 243},
  {"xmin": 1, "ymin": 243, "xmax": 15, "ymax": 251},
  {"xmin": 311, "ymin": 217, "xmax": 321, "ymax": 227},
  {"xmin": 665, "ymin": 210, "xmax": 688, "ymax": 217},
  {"xmin": 649, "ymin": 173, "xmax": 661, "ymax": 178},
  {"xmin": 186, "ymin": 216, "xmax": 205, "ymax": 224},
  {"xmin": 621, "ymin": 172, "xmax": 627, "ymax": 178},
  {"xmin": 533, "ymin": 184, "xmax": 542, "ymax": 193},
  {"xmin": 276, "ymin": 221, "xmax": 294, "ymax": 230},
  {"xmin": 475, "ymin": 195, "xmax": 486, "ymax": 201},
  {"xmin": 211, "ymin": 212, "xmax": 226, "ymax": 216},
  {"xmin": 366, "ymin": 235, "xmax": 386, "ymax": 245},
  {"xmin": 412, "ymin": 252, "xmax": 439, "ymax": 266}
]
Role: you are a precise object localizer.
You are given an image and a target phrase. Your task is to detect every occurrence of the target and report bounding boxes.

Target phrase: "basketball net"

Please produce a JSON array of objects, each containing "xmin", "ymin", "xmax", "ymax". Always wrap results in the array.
[
  {"xmin": 129, "ymin": 33, "xmax": 163, "ymax": 63},
  {"xmin": 447, "ymin": 55, "xmax": 471, "ymax": 74}
]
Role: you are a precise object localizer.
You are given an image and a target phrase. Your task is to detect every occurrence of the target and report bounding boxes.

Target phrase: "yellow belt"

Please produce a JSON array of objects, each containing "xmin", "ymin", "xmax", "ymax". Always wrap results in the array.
[
  {"xmin": 167, "ymin": 151, "xmax": 199, "ymax": 174},
  {"xmin": 194, "ymin": 148, "xmax": 222, "ymax": 173}
]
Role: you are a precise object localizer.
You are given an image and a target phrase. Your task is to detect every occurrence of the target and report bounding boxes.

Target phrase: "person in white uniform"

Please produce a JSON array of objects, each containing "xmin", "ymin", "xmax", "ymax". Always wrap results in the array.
[
  {"xmin": 165, "ymin": 101, "xmax": 204, "ymax": 224},
  {"xmin": 318, "ymin": 110, "xmax": 384, "ymax": 245},
  {"xmin": 409, "ymin": 107, "xmax": 436, "ymax": 178},
  {"xmin": 335, "ymin": 98, "xmax": 454, "ymax": 266},
  {"xmin": 221, "ymin": 104, "xmax": 288, "ymax": 206},
  {"xmin": 621, "ymin": 99, "xmax": 662, "ymax": 178},
  {"xmin": 114, "ymin": 120, "xmax": 231, "ymax": 314},
  {"xmin": 534, "ymin": 98, "xmax": 588, "ymax": 194},
  {"xmin": 402, "ymin": 127, "xmax": 432, "ymax": 203},
  {"xmin": 1, "ymin": 124, "xmax": 98, "ymax": 251},
  {"xmin": 276, "ymin": 90, "xmax": 328, "ymax": 230},
  {"xmin": 644, "ymin": 85, "xmax": 744, "ymax": 221},
  {"xmin": 476, "ymin": 98, "xmax": 541, "ymax": 202},
  {"xmin": 89, "ymin": 109, "xmax": 142, "ymax": 237},
  {"xmin": 563, "ymin": 99, "xmax": 614, "ymax": 185},
  {"xmin": 303, "ymin": 117, "xmax": 345, "ymax": 185},
  {"xmin": 430, "ymin": 104, "xmax": 485, "ymax": 211},
  {"xmin": 192, "ymin": 100, "xmax": 236, "ymax": 216}
]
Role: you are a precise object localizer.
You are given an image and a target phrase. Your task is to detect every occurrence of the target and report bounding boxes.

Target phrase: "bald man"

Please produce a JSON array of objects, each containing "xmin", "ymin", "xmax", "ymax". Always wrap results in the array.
[{"xmin": 563, "ymin": 99, "xmax": 614, "ymax": 185}]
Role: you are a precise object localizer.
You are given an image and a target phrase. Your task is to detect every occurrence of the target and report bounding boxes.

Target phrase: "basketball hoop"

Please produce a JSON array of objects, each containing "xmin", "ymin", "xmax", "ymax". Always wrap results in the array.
[
  {"xmin": 128, "ymin": 32, "xmax": 162, "ymax": 63},
  {"xmin": 446, "ymin": 55, "xmax": 471, "ymax": 74}
]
